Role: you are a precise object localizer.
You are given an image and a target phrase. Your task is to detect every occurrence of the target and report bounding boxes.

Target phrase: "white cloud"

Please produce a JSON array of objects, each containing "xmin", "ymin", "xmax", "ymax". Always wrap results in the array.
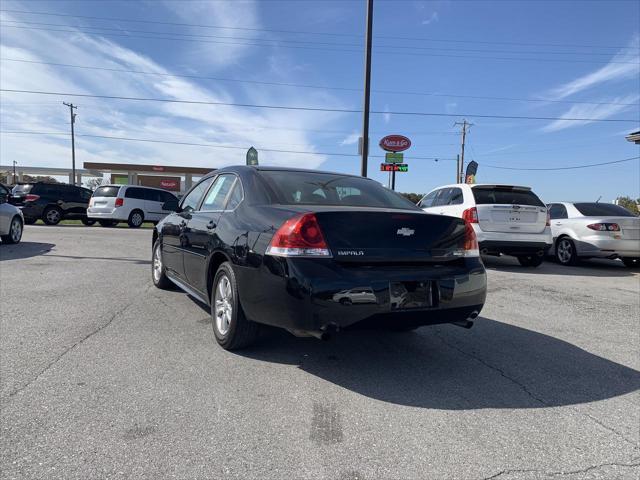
[
  {"xmin": 0, "ymin": 10, "xmax": 347, "ymax": 171},
  {"xmin": 340, "ymin": 131, "xmax": 360, "ymax": 146},
  {"xmin": 160, "ymin": 0, "xmax": 261, "ymax": 69},
  {"xmin": 547, "ymin": 35, "xmax": 640, "ymax": 100},
  {"xmin": 422, "ymin": 12, "xmax": 439, "ymax": 25},
  {"xmin": 542, "ymin": 94, "xmax": 640, "ymax": 132},
  {"xmin": 383, "ymin": 104, "xmax": 391, "ymax": 124}
]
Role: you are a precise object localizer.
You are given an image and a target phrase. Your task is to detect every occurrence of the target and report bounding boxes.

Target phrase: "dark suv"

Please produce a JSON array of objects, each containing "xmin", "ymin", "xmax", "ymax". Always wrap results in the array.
[{"xmin": 11, "ymin": 183, "xmax": 94, "ymax": 225}]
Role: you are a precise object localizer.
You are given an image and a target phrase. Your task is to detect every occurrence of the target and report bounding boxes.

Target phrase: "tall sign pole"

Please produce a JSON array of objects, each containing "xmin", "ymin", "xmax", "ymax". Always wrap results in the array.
[
  {"xmin": 63, "ymin": 102, "xmax": 78, "ymax": 185},
  {"xmin": 360, "ymin": 0, "xmax": 374, "ymax": 178}
]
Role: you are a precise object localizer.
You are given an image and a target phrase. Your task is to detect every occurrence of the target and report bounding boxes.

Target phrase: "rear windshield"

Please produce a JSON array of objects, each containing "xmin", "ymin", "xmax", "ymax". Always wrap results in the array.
[
  {"xmin": 574, "ymin": 203, "xmax": 635, "ymax": 217},
  {"xmin": 260, "ymin": 171, "xmax": 418, "ymax": 210},
  {"xmin": 12, "ymin": 184, "xmax": 33, "ymax": 194},
  {"xmin": 93, "ymin": 186, "xmax": 121, "ymax": 197},
  {"xmin": 472, "ymin": 187, "xmax": 545, "ymax": 207}
]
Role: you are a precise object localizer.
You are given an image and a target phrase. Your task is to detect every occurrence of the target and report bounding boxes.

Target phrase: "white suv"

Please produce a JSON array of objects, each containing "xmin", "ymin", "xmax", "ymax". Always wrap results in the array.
[
  {"xmin": 419, "ymin": 184, "xmax": 552, "ymax": 267},
  {"xmin": 87, "ymin": 185, "xmax": 178, "ymax": 228}
]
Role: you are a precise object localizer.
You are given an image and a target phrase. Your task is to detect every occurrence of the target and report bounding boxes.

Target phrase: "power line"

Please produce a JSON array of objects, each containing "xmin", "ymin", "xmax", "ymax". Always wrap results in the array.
[
  {"xmin": 1, "ymin": 9, "xmax": 634, "ymax": 50},
  {"xmin": 3, "ymin": 58, "xmax": 637, "ymax": 107},
  {"xmin": 1, "ymin": 19, "xmax": 631, "ymax": 59},
  {"xmin": 0, "ymin": 130, "xmax": 454, "ymax": 160},
  {"xmin": 2, "ymin": 130, "xmax": 634, "ymax": 170},
  {"xmin": 2, "ymin": 89, "xmax": 637, "ymax": 123},
  {"xmin": 2, "ymin": 23, "xmax": 638, "ymax": 66},
  {"xmin": 483, "ymin": 156, "xmax": 640, "ymax": 170}
]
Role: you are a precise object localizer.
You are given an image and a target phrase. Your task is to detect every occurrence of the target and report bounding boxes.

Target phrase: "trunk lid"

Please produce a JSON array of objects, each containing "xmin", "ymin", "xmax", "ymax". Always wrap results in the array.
[
  {"xmin": 312, "ymin": 209, "xmax": 469, "ymax": 263},
  {"xmin": 583, "ymin": 216, "xmax": 640, "ymax": 240},
  {"xmin": 471, "ymin": 185, "xmax": 547, "ymax": 234}
]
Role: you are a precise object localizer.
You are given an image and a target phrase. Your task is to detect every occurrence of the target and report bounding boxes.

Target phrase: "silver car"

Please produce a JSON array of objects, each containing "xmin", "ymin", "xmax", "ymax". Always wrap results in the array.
[
  {"xmin": 547, "ymin": 202, "xmax": 640, "ymax": 268},
  {"xmin": 0, "ymin": 184, "xmax": 24, "ymax": 244}
]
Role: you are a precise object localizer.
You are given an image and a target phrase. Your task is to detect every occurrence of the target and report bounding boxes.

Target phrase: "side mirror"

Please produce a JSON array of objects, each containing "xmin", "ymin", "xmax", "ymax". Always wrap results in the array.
[{"xmin": 162, "ymin": 199, "xmax": 180, "ymax": 212}]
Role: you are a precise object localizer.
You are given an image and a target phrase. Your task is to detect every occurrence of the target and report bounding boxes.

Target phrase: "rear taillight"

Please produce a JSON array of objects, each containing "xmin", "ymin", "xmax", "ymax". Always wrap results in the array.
[
  {"xmin": 115, "ymin": 198, "xmax": 124, "ymax": 207},
  {"xmin": 587, "ymin": 223, "xmax": 620, "ymax": 232},
  {"xmin": 462, "ymin": 207, "xmax": 478, "ymax": 224},
  {"xmin": 462, "ymin": 222, "xmax": 480, "ymax": 257},
  {"xmin": 89, "ymin": 198, "xmax": 94, "ymax": 207},
  {"xmin": 546, "ymin": 211, "xmax": 551, "ymax": 227},
  {"xmin": 25, "ymin": 194, "xmax": 40, "ymax": 202},
  {"xmin": 266, "ymin": 213, "xmax": 331, "ymax": 257}
]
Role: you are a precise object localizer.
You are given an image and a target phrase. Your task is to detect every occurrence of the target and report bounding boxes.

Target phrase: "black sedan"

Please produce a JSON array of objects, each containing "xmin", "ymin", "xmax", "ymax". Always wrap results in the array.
[{"xmin": 152, "ymin": 166, "xmax": 487, "ymax": 350}]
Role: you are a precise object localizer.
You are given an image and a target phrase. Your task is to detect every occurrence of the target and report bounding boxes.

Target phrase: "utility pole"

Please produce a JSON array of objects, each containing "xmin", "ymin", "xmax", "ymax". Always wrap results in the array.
[
  {"xmin": 455, "ymin": 154, "xmax": 460, "ymax": 183},
  {"xmin": 454, "ymin": 119, "xmax": 472, "ymax": 183},
  {"xmin": 12, "ymin": 160, "xmax": 17, "ymax": 184},
  {"xmin": 360, "ymin": 0, "xmax": 374, "ymax": 177},
  {"xmin": 63, "ymin": 102, "xmax": 78, "ymax": 185}
]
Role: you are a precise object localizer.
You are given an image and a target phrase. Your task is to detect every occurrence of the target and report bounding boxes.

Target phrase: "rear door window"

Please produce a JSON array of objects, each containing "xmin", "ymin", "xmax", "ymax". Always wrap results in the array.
[
  {"xmin": 548, "ymin": 204, "xmax": 568, "ymax": 219},
  {"xmin": 201, "ymin": 174, "xmax": 235, "ymax": 211},
  {"xmin": 472, "ymin": 187, "xmax": 545, "ymax": 207},
  {"xmin": 418, "ymin": 190, "xmax": 438, "ymax": 208},
  {"xmin": 181, "ymin": 177, "xmax": 215, "ymax": 212},
  {"xmin": 225, "ymin": 180, "xmax": 243, "ymax": 210},
  {"xmin": 573, "ymin": 203, "xmax": 635, "ymax": 217},
  {"xmin": 93, "ymin": 186, "xmax": 120, "ymax": 197},
  {"xmin": 125, "ymin": 187, "xmax": 146, "ymax": 200},
  {"xmin": 433, "ymin": 188, "xmax": 451, "ymax": 207},
  {"xmin": 144, "ymin": 189, "xmax": 164, "ymax": 203},
  {"xmin": 448, "ymin": 187, "xmax": 464, "ymax": 205}
]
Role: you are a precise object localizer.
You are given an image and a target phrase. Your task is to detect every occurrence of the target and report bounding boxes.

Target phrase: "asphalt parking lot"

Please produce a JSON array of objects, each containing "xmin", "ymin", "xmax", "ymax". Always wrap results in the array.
[{"xmin": 1, "ymin": 225, "xmax": 639, "ymax": 480}]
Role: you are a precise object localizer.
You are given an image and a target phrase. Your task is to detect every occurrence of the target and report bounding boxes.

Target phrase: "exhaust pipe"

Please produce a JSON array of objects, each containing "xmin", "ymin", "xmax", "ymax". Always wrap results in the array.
[
  {"xmin": 480, "ymin": 248, "xmax": 489, "ymax": 256},
  {"xmin": 536, "ymin": 250, "xmax": 545, "ymax": 257},
  {"xmin": 451, "ymin": 310, "xmax": 479, "ymax": 329}
]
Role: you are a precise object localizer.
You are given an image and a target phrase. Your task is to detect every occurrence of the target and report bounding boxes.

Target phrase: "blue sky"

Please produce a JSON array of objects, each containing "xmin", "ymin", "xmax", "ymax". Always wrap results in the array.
[{"xmin": 0, "ymin": 0, "xmax": 639, "ymax": 202}]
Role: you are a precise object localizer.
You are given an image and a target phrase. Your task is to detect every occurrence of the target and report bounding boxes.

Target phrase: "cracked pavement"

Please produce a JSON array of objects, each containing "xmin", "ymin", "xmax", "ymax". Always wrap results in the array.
[{"xmin": 1, "ymin": 225, "xmax": 639, "ymax": 479}]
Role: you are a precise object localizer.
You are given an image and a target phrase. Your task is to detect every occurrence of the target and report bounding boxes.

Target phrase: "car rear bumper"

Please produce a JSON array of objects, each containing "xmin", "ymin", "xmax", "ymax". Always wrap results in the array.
[
  {"xmin": 575, "ymin": 237, "xmax": 640, "ymax": 258},
  {"xmin": 18, "ymin": 204, "xmax": 44, "ymax": 220},
  {"xmin": 479, "ymin": 240, "xmax": 552, "ymax": 256},
  {"xmin": 87, "ymin": 210, "xmax": 127, "ymax": 221},
  {"xmin": 236, "ymin": 257, "xmax": 487, "ymax": 334},
  {"xmin": 474, "ymin": 227, "xmax": 552, "ymax": 256}
]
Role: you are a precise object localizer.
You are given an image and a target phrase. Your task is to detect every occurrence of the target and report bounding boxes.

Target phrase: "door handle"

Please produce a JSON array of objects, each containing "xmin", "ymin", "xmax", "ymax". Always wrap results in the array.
[
  {"xmin": 206, "ymin": 221, "xmax": 216, "ymax": 230},
  {"xmin": 179, "ymin": 220, "xmax": 187, "ymax": 230},
  {"xmin": 555, "ymin": 222, "xmax": 562, "ymax": 226}
]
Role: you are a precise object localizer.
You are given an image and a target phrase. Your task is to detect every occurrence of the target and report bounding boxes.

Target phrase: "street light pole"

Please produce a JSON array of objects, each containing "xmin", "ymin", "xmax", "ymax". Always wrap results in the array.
[{"xmin": 360, "ymin": 0, "xmax": 373, "ymax": 178}]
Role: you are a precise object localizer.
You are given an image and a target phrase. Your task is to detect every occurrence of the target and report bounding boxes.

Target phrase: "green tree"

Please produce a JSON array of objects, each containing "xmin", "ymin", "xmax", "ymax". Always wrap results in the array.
[
  {"xmin": 399, "ymin": 192, "xmax": 424, "ymax": 204},
  {"xmin": 616, "ymin": 196, "xmax": 640, "ymax": 215}
]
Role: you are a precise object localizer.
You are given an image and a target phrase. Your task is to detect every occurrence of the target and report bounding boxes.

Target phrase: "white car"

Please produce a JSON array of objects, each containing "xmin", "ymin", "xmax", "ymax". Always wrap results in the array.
[
  {"xmin": 87, "ymin": 185, "xmax": 178, "ymax": 228},
  {"xmin": 547, "ymin": 202, "xmax": 640, "ymax": 268},
  {"xmin": 0, "ymin": 184, "xmax": 24, "ymax": 244},
  {"xmin": 419, "ymin": 184, "xmax": 552, "ymax": 267}
]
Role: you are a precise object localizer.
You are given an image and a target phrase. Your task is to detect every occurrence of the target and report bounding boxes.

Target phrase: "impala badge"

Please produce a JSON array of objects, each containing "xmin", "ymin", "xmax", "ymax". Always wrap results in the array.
[{"xmin": 397, "ymin": 227, "xmax": 415, "ymax": 236}]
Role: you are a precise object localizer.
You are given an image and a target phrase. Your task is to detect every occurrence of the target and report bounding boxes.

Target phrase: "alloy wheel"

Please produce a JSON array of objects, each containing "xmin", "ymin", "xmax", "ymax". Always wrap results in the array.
[
  {"xmin": 214, "ymin": 275, "xmax": 233, "ymax": 335},
  {"xmin": 557, "ymin": 239, "xmax": 573, "ymax": 264},
  {"xmin": 46, "ymin": 209, "xmax": 60, "ymax": 224},
  {"xmin": 152, "ymin": 245, "xmax": 162, "ymax": 283},
  {"xmin": 132, "ymin": 213, "xmax": 143, "ymax": 226},
  {"xmin": 10, "ymin": 218, "xmax": 22, "ymax": 243}
]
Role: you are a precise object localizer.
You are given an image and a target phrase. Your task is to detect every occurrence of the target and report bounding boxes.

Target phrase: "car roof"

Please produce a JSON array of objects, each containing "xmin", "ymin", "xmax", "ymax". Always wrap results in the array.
[
  {"xmin": 212, "ymin": 165, "xmax": 366, "ymax": 180},
  {"xmin": 97, "ymin": 184, "xmax": 170, "ymax": 192},
  {"xmin": 427, "ymin": 183, "xmax": 532, "ymax": 191}
]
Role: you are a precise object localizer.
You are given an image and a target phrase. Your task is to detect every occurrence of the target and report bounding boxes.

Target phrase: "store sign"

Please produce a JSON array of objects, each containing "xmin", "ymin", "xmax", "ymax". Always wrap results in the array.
[
  {"xmin": 152, "ymin": 166, "xmax": 165, "ymax": 172},
  {"xmin": 385, "ymin": 152, "xmax": 404, "ymax": 164},
  {"xmin": 379, "ymin": 135, "xmax": 411, "ymax": 152},
  {"xmin": 160, "ymin": 179, "xmax": 179, "ymax": 189},
  {"xmin": 380, "ymin": 163, "xmax": 408, "ymax": 172}
]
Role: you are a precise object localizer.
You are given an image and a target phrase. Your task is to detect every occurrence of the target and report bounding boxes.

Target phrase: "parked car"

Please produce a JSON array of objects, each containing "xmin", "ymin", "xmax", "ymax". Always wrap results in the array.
[
  {"xmin": 547, "ymin": 202, "xmax": 640, "ymax": 268},
  {"xmin": 151, "ymin": 166, "xmax": 487, "ymax": 350},
  {"xmin": 87, "ymin": 185, "xmax": 179, "ymax": 228},
  {"xmin": 419, "ymin": 184, "xmax": 552, "ymax": 267},
  {"xmin": 10, "ymin": 182, "xmax": 94, "ymax": 226},
  {"xmin": 0, "ymin": 184, "xmax": 24, "ymax": 244}
]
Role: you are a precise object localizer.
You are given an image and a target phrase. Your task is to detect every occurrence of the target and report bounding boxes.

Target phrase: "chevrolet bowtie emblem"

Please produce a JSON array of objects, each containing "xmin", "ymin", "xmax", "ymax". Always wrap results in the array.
[{"xmin": 397, "ymin": 227, "xmax": 415, "ymax": 236}]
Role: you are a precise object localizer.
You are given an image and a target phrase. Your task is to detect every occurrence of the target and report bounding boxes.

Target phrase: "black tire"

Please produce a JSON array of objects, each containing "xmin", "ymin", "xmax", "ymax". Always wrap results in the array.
[
  {"xmin": 622, "ymin": 257, "xmax": 640, "ymax": 269},
  {"xmin": 99, "ymin": 220, "xmax": 117, "ymax": 227},
  {"xmin": 1, "ymin": 216, "xmax": 23, "ymax": 244},
  {"xmin": 42, "ymin": 206, "xmax": 62, "ymax": 225},
  {"xmin": 23, "ymin": 218, "xmax": 37, "ymax": 225},
  {"xmin": 151, "ymin": 240, "xmax": 173, "ymax": 289},
  {"xmin": 128, "ymin": 209, "xmax": 144, "ymax": 228},
  {"xmin": 555, "ymin": 237, "xmax": 579, "ymax": 266},
  {"xmin": 211, "ymin": 262, "xmax": 260, "ymax": 350},
  {"xmin": 81, "ymin": 218, "xmax": 96, "ymax": 226},
  {"xmin": 517, "ymin": 255, "xmax": 544, "ymax": 267}
]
